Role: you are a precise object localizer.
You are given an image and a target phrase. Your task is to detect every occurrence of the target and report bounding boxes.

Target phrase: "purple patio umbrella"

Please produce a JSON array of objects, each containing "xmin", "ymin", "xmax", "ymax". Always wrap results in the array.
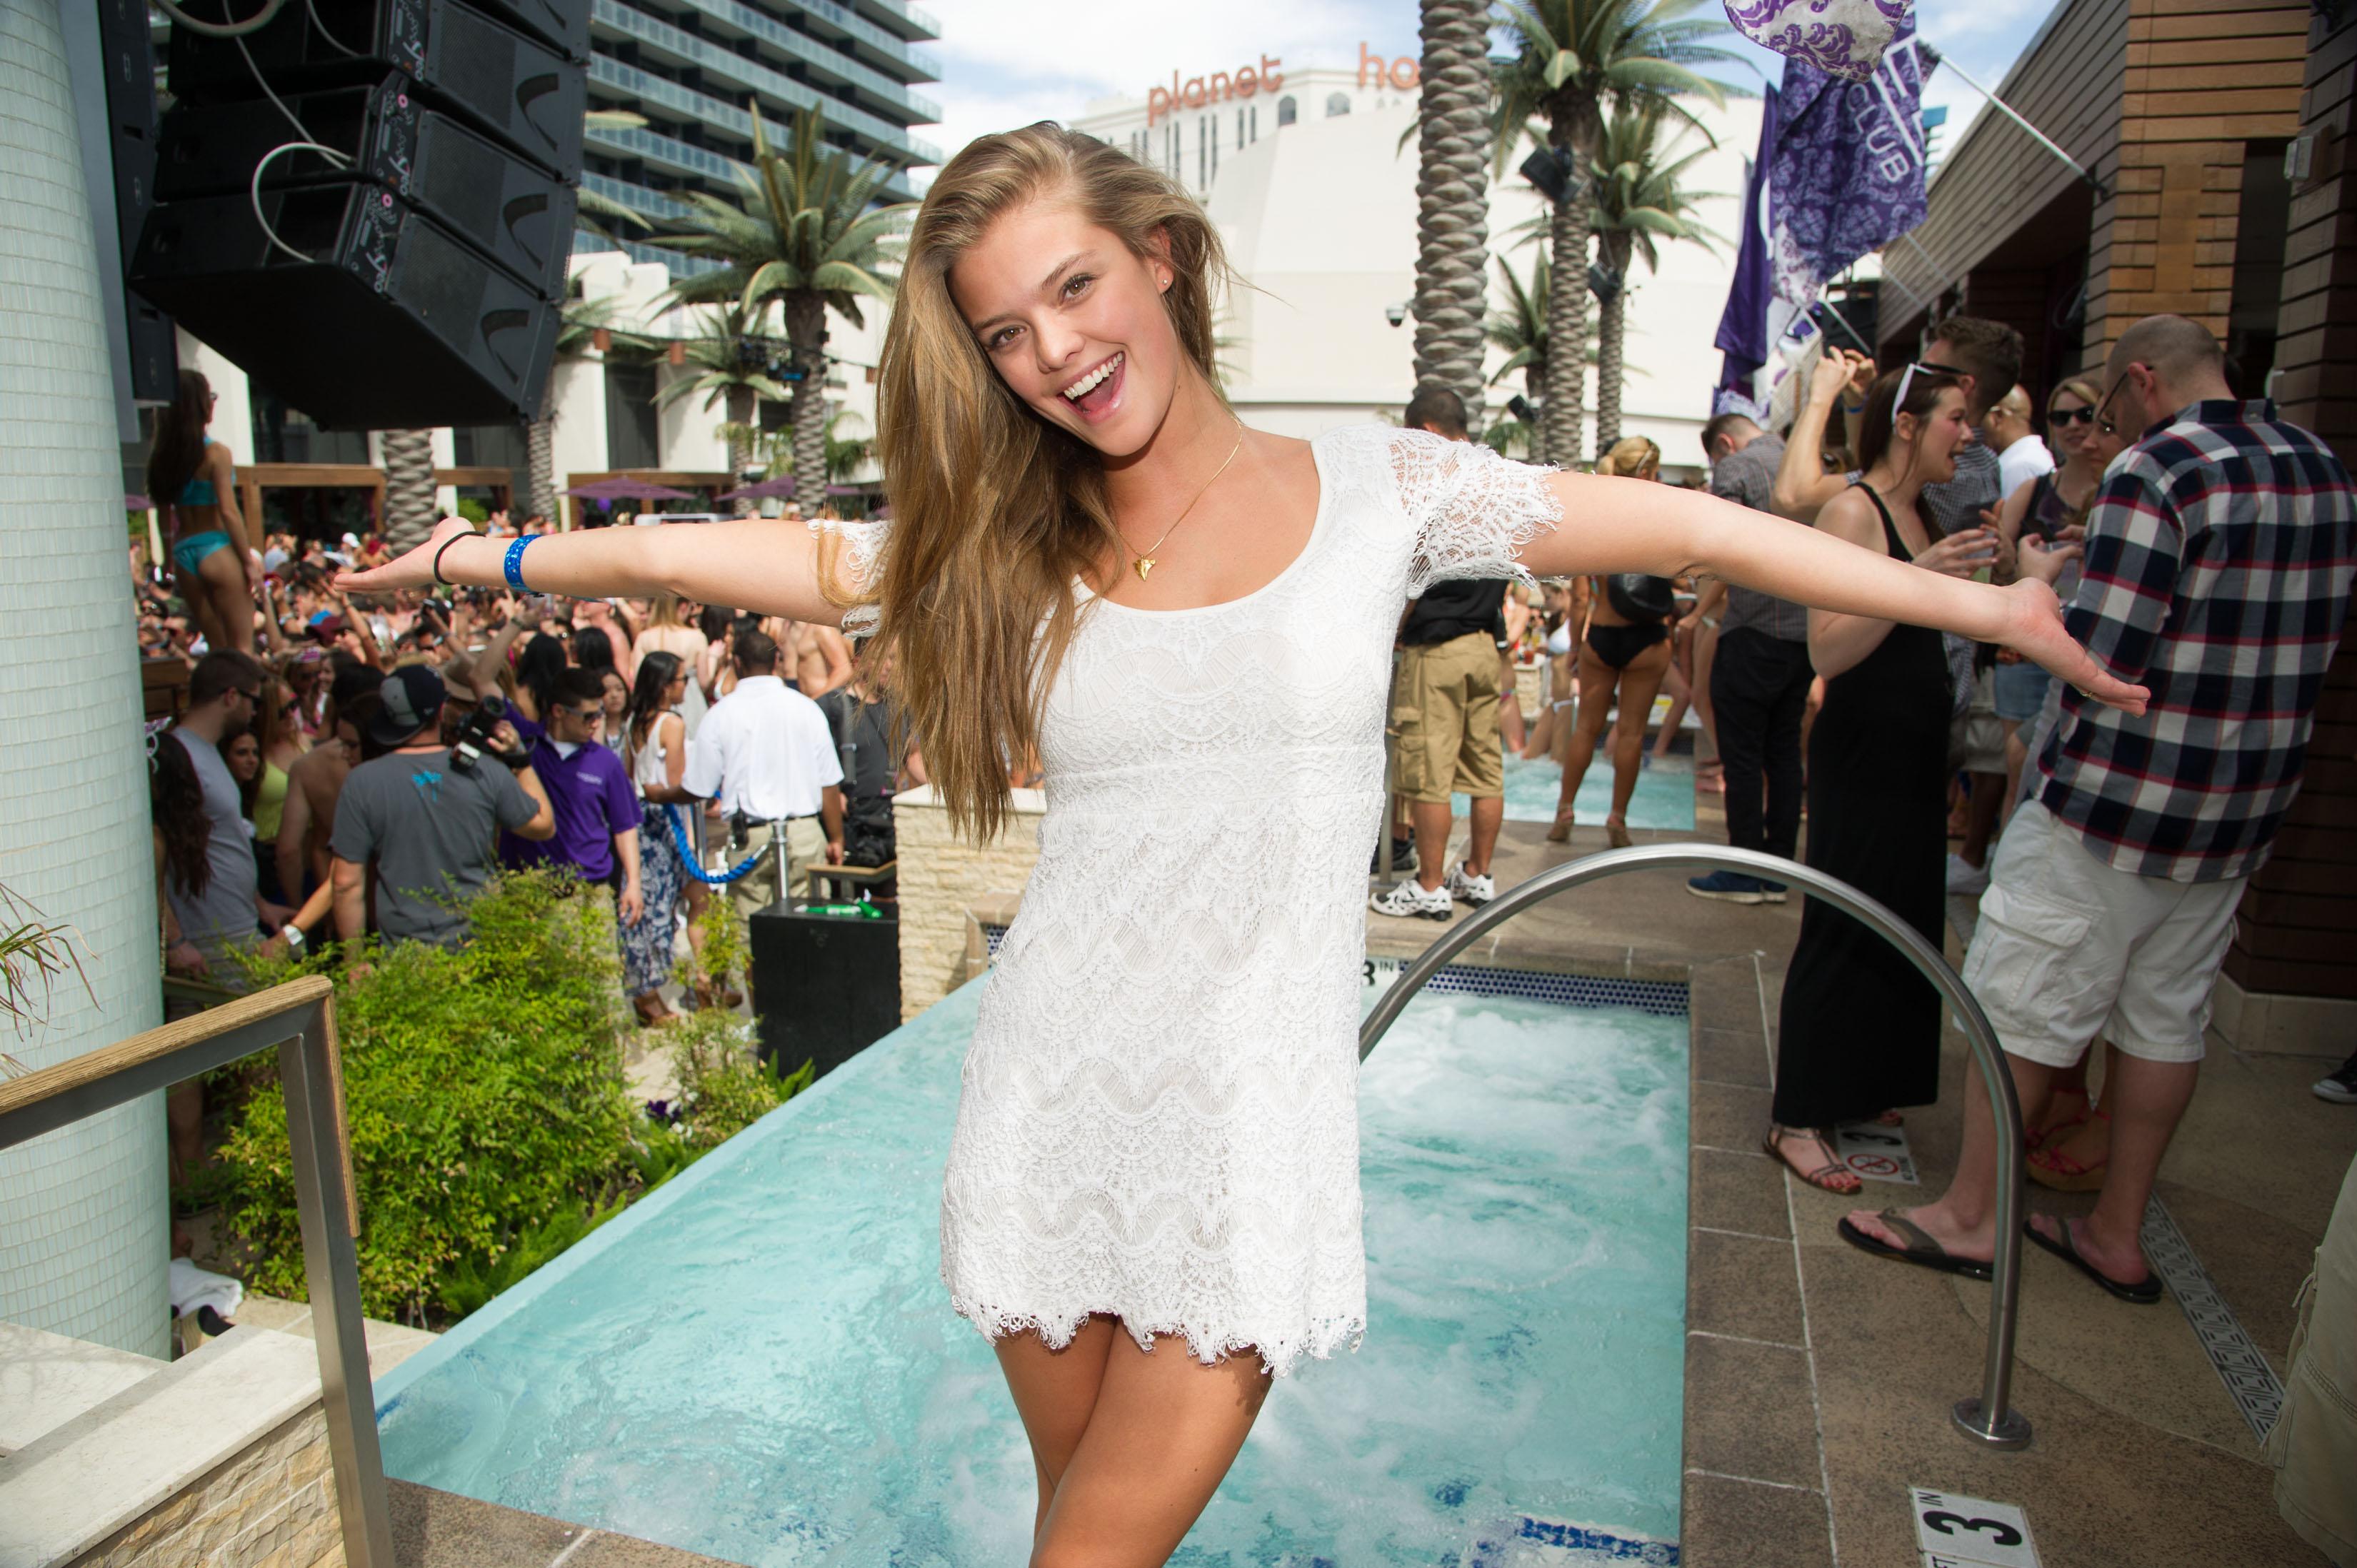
[
  {"xmin": 714, "ymin": 476, "xmax": 802, "ymax": 502},
  {"xmin": 564, "ymin": 477, "xmax": 698, "ymax": 501}
]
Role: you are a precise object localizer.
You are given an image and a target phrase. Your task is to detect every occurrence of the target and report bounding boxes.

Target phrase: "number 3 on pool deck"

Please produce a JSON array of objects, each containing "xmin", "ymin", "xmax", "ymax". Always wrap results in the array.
[{"xmin": 1909, "ymin": 1487, "xmax": 2039, "ymax": 1568}]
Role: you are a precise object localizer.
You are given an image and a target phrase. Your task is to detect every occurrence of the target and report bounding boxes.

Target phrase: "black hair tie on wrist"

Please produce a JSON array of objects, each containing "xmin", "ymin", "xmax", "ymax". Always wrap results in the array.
[{"xmin": 431, "ymin": 529, "xmax": 476, "ymax": 587}]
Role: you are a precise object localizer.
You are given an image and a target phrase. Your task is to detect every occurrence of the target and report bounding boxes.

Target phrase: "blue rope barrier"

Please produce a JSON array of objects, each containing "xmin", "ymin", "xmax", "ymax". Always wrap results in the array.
[{"xmin": 665, "ymin": 804, "xmax": 765, "ymax": 885}]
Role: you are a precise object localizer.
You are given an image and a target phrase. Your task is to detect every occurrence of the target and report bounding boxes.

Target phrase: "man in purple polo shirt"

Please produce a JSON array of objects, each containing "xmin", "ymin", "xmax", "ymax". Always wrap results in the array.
[{"xmin": 506, "ymin": 666, "xmax": 644, "ymax": 925}]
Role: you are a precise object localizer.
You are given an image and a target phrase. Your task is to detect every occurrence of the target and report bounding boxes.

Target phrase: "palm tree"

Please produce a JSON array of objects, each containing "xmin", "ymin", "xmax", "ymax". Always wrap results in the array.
[
  {"xmin": 526, "ymin": 283, "xmax": 660, "ymax": 523},
  {"xmin": 1588, "ymin": 100, "xmax": 1727, "ymax": 448},
  {"xmin": 1483, "ymin": 252, "xmax": 1548, "ymax": 458},
  {"xmin": 654, "ymin": 301, "xmax": 792, "ymax": 516},
  {"xmin": 1411, "ymin": 0, "xmax": 1493, "ymax": 424},
  {"xmin": 651, "ymin": 106, "xmax": 911, "ymax": 508},
  {"xmin": 380, "ymin": 428, "xmax": 439, "ymax": 552},
  {"xmin": 1493, "ymin": 0, "xmax": 1738, "ymax": 460}
]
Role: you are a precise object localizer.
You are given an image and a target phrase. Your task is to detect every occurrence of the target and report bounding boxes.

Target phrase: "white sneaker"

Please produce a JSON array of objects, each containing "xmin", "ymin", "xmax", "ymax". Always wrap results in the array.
[
  {"xmin": 1370, "ymin": 879, "xmax": 1453, "ymax": 921},
  {"xmin": 1945, "ymin": 853, "xmax": 1991, "ymax": 895},
  {"xmin": 1444, "ymin": 862, "xmax": 1496, "ymax": 906}
]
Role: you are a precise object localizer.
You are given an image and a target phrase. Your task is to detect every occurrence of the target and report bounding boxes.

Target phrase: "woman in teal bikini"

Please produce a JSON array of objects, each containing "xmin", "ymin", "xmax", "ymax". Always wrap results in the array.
[{"xmin": 148, "ymin": 370, "xmax": 259, "ymax": 655}]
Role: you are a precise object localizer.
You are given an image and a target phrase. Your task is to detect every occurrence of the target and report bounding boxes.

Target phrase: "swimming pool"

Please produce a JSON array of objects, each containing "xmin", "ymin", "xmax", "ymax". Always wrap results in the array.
[
  {"xmin": 375, "ymin": 975, "xmax": 1689, "ymax": 1565},
  {"xmin": 1453, "ymin": 752, "xmax": 1696, "ymax": 833}
]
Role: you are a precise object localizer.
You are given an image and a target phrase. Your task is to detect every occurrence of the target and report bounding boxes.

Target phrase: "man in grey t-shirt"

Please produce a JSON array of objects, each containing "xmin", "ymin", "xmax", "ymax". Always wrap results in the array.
[
  {"xmin": 163, "ymin": 653, "xmax": 286, "ymax": 970},
  {"xmin": 329, "ymin": 665, "xmax": 554, "ymax": 948}
]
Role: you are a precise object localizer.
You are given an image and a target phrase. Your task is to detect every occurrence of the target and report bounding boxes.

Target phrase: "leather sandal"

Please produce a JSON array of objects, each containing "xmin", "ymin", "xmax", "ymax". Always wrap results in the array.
[
  {"xmin": 1545, "ymin": 805, "xmax": 1576, "ymax": 844},
  {"xmin": 1606, "ymin": 817, "xmax": 1632, "ymax": 849},
  {"xmin": 1763, "ymin": 1125, "xmax": 1861, "ymax": 1194},
  {"xmin": 2028, "ymin": 1110, "xmax": 2110, "ymax": 1192}
]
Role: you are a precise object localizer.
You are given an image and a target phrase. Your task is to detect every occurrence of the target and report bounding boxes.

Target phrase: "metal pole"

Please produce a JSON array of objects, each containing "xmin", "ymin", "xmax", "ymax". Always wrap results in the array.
[
  {"xmin": 1360, "ymin": 843, "xmax": 2032, "ymax": 1449},
  {"xmin": 281, "ymin": 1003, "xmax": 396, "ymax": 1567},
  {"xmin": 1936, "ymin": 55, "xmax": 2108, "ymax": 198}
]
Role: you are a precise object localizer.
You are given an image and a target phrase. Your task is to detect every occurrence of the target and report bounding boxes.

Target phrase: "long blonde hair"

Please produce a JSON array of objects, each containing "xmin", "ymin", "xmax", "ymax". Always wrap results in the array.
[{"xmin": 856, "ymin": 122, "xmax": 1236, "ymax": 839}]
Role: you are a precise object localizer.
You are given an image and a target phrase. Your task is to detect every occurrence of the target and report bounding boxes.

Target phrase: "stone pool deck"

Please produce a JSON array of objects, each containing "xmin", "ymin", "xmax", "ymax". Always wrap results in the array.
[{"xmin": 1370, "ymin": 808, "xmax": 2355, "ymax": 1568}]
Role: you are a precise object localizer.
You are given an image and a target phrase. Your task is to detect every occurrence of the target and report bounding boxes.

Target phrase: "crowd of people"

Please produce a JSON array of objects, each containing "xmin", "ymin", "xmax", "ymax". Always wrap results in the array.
[
  {"xmin": 140, "ymin": 368, "xmax": 922, "ymax": 1043},
  {"xmin": 1351, "ymin": 316, "xmax": 2356, "ymax": 1305}
]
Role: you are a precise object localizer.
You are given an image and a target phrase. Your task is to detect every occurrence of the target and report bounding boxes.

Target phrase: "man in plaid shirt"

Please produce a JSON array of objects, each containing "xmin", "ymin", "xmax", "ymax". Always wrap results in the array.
[{"xmin": 1839, "ymin": 316, "xmax": 2356, "ymax": 1301}]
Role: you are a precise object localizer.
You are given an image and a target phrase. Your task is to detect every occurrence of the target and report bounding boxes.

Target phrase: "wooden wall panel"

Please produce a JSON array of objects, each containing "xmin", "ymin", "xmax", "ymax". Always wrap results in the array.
[{"xmin": 2223, "ymin": 2, "xmax": 2357, "ymax": 1005}]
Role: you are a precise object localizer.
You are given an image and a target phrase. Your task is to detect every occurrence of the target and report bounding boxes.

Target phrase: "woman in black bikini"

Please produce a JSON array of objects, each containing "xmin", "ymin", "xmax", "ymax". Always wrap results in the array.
[
  {"xmin": 1764, "ymin": 367, "xmax": 2008, "ymax": 1195},
  {"xmin": 1546, "ymin": 441, "xmax": 1673, "ymax": 847}
]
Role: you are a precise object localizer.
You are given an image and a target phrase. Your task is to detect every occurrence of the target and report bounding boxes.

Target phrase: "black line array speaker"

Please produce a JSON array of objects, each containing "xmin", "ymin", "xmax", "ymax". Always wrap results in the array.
[
  {"xmin": 168, "ymin": 0, "xmax": 584, "ymax": 177},
  {"xmin": 131, "ymin": 185, "xmax": 559, "ymax": 429},
  {"xmin": 133, "ymin": 0, "xmax": 586, "ymax": 426},
  {"xmin": 156, "ymin": 76, "xmax": 578, "ymax": 299},
  {"xmin": 91, "ymin": 0, "xmax": 178, "ymax": 403},
  {"xmin": 747, "ymin": 905, "xmax": 901, "ymax": 1084}
]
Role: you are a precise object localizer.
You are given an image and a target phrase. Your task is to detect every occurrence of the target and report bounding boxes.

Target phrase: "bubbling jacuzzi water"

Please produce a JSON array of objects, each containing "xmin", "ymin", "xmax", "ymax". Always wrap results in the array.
[{"xmin": 375, "ymin": 977, "xmax": 1688, "ymax": 1565}]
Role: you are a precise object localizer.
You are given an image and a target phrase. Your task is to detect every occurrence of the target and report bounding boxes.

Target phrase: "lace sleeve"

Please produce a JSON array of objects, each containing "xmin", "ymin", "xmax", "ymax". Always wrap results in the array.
[
  {"xmin": 808, "ymin": 517, "xmax": 891, "ymax": 637},
  {"xmin": 1388, "ymin": 428, "xmax": 1563, "ymax": 597}
]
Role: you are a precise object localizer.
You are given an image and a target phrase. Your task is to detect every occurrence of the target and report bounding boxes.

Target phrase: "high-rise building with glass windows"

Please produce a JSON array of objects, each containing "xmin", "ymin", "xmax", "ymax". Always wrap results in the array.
[{"xmin": 579, "ymin": 0, "xmax": 943, "ymax": 275}]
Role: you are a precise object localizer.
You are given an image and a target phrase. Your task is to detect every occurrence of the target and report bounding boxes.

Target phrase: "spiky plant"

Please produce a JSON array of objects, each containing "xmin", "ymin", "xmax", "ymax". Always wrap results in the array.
[
  {"xmin": 1492, "ymin": 0, "xmax": 1738, "ymax": 460},
  {"xmin": 1586, "ymin": 99, "xmax": 1728, "ymax": 447},
  {"xmin": 654, "ymin": 301, "xmax": 792, "ymax": 516},
  {"xmin": 649, "ymin": 106, "xmax": 911, "ymax": 508}
]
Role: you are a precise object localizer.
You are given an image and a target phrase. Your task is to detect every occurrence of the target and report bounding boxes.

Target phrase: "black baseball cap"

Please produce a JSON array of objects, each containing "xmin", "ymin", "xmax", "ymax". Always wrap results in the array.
[{"xmin": 371, "ymin": 665, "xmax": 446, "ymax": 747}]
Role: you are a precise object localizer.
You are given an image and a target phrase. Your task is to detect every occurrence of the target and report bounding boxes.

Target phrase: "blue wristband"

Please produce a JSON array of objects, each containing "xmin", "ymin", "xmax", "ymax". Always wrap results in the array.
[{"xmin": 503, "ymin": 536, "xmax": 534, "ymax": 593}]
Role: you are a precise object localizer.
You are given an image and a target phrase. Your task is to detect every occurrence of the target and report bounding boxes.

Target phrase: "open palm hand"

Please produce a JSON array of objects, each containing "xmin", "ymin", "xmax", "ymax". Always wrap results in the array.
[{"xmin": 1998, "ymin": 579, "xmax": 2148, "ymax": 715}]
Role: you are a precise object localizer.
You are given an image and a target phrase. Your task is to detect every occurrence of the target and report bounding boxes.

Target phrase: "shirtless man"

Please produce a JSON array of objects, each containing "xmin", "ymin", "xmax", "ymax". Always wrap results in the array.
[
  {"xmin": 787, "ymin": 617, "xmax": 854, "ymax": 696},
  {"xmin": 274, "ymin": 664, "xmax": 379, "ymax": 903}
]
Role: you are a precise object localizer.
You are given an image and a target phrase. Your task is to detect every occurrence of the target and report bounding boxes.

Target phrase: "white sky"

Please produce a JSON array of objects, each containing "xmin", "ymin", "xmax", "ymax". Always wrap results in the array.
[{"xmin": 916, "ymin": 0, "xmax": 2063, "ymax": 184}]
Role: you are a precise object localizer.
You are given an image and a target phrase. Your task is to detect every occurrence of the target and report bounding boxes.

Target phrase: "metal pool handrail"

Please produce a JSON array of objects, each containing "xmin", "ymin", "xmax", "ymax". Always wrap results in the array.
[
  {"xmin": 1359, "ymin": 844, "xmax": 2032, "ymax": 1450},
  {"xmin": 0, "ymin": 977, "xmax": 396, "ymax": 1563}
]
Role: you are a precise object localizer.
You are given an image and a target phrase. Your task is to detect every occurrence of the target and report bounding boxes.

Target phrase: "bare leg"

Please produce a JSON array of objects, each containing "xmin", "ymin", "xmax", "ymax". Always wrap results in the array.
[
  {"xmin": 1648, "ymin": 638, "xmax": 1690, "ymax": 763},
  {"xmin": 1691, "ymin": 621, "xmax": 1721, "ymax": 768},
  {"xmin": 1846, "ymin": 1048, "xmax": 2055, "ymax": 1265},
  {"xmin": 1464, "ymin": 794, "xmax": 1503, "ymax": 879},
  {"xmin": 1959, "ymin": 772, "xmax": 2005, "ymax": 869},
  {"xmin": 2038, "ymin": 1051, "xmax": 2198, "ymax": 1285},
  {"xmin": 1999, "ymin": 718, "xmax": 2026, "ymax": 828},
  {"xmin": 1408, "ymin": 798, "xmax": 1453, "ymax": 893},
  {"xmin": 994, "ymin": 1317, "xmax": 1119, "ymax": 1543},
  {"xmin": 1551, "ymin": 657, "xmax": 1618, "ymax": 836},
  {"xmin": 196, "ymin": 546, "xmax": 256, "ymax": 655},
  {"xmin": 1498, "ymin": 652, "xmax": 1527, "ymax": 753},
  {"xmin": 1610, "ymin": 640, "xmax": 1673, "ymax": 825},
  {"xmin": 1029, "ymin": 1327, "xmax": 1273, "ymax": 1568}
]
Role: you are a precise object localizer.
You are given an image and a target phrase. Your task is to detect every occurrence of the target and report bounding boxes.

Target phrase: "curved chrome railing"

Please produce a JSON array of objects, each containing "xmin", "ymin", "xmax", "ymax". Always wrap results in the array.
[{"xmin": 1360, "ymin": 843, "xmax": 2032, "ymax": 1449}]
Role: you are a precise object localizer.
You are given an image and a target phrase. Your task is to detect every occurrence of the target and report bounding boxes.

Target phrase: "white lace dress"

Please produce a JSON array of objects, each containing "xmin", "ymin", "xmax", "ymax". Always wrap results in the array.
[{"xmin": 821, "ymin": 426, "xmax": 1563, "ymax": 1377}]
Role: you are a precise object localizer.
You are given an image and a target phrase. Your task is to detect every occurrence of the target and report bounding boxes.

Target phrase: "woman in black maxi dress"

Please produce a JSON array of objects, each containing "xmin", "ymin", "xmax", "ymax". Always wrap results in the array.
[{"xmin": 1770, "ymin": 486, "xmax": 1963, "ymax": 1173}]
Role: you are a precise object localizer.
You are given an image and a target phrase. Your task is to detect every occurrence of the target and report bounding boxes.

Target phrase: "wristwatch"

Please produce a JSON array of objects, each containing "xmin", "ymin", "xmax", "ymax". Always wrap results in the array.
[{"xmin": 283, "ymin": 925, "xmax": 306, "ymax": 953}]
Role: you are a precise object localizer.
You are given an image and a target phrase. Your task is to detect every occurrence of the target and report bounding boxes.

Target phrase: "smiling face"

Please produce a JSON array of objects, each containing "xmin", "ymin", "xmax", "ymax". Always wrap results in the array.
[
  {"xmin": 2047, "ymin": 388, "xmax": 2093, "ymax": 460},
  {"xmin": 224, "ymin": 730, "xmax": 260, "ymax": 781},
  {"xmin": 949, "ymin": 193, "xmax": 1183, "ymax": 458}
]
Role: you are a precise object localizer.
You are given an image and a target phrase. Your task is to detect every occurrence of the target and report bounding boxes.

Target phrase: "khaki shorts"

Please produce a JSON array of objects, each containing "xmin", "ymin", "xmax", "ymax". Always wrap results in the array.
[
  {"xmin": 730, "ymin": 815, "xmax": 828, "ymax": 921},
  {"xmin": 1391, "ymin": 632, "xmax": 1503, "ymax": 803},
  {"xmin": 1961, "ymin": 802, "xmax": 2242, "ymax": 1068}
]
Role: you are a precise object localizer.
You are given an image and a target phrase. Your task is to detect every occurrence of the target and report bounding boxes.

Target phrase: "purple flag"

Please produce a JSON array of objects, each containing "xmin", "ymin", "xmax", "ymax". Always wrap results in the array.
[
  {"xmin": 1768, "ymin": 19, "xmax": 1937, "ymax": 306},
  {"xmin": 1713, "ymin": 84, "xmax": 1781, "ymax": 417},
  {"xmin": 1723, "ymin": 0, "xmax": 1910, "ymax": 83}
]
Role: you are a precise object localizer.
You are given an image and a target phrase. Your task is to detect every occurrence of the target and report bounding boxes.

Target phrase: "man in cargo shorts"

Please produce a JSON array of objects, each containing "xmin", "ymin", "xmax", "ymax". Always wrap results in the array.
[
  {"xmin": 1371, "ymin": 386, "xmax": 1507, "ymax": 923},
  {"xmin": 1837, "ymin": 316, "xmax": 2356, "ymax": 1300}
]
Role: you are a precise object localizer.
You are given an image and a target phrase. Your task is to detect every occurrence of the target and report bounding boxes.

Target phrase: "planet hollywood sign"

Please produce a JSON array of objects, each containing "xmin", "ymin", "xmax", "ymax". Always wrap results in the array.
[{"xmin": 1144, "ymin": 44, "xmax": 1419, "ymax": 127}]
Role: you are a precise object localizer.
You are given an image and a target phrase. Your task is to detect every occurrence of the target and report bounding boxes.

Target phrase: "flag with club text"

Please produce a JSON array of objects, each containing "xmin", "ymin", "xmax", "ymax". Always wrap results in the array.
[
  {"xmin": 1768, "ymin": 19, "xmax": 1939, "ymax": 306},
  {"xmin": 1723, "ymin": 0, "xmax": 1912, "ymax": 84}
]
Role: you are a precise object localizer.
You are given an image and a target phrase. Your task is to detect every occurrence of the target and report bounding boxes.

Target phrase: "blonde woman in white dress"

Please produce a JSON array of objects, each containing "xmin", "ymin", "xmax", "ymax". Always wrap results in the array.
[{"xmin": 341, "ymin": 124, "xmax": 2144, "ymax": 1568}]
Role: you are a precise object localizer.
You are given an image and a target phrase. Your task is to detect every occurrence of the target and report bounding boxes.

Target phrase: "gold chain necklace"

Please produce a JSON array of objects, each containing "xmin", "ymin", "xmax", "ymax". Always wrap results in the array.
[{"xmin": 1129, "ymin": 418, "xmax": 1246, "ymax": 581}]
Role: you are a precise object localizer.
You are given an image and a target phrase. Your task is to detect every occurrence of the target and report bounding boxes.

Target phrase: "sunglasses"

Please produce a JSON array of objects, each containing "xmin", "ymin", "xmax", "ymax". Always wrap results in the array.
[
  {"xmin": 1891, "ymin": 359, "xmax": 1969, "ymax": 418},
  {"xmin": 565, "ymin": 705, "xmax": 604, "ymax": 722},
  {"xmin": 2051, "ymin": 406, "xmax": 2096, "ymax": 426}
]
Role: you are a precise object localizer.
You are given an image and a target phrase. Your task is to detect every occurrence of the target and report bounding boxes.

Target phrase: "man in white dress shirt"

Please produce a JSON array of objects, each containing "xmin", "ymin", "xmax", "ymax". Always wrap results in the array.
[{"xmin": 685, "ymin": 628, "xmax": 845, "ymax": 918}]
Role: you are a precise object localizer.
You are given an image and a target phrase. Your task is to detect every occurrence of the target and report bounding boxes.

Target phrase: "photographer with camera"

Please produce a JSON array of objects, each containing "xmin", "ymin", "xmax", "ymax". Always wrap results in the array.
[{"xmin": 328, "ymin": 665, "xmax": 554, "ymax": 948}]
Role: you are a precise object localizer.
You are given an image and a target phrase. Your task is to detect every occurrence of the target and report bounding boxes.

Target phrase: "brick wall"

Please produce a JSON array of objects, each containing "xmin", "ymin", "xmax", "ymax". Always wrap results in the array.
[
  {"xmin": 67, "ymin": 1407, "xmax": 344, "ymax": 1568},
  {"xmin": 2083, "ymin": 0, "xmax": 2307, "ymax": 362},
  {"xmin": 891, "ymin": 785, "xmax": 1044, "ymax": 1020}
]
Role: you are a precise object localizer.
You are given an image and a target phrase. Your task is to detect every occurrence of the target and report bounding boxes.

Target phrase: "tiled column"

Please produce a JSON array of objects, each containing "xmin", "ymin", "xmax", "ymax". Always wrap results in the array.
[{"xmin": 0, "ymin": 0, "xmax": 171, "ymax": 1355}]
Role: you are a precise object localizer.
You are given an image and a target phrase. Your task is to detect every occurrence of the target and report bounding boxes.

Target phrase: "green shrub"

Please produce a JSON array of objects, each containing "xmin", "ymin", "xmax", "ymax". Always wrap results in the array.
[
  {"xmin": 221, "ymin": 871, "xmax": 641, "ymax": 1324},
  {"xmin": 666, "ymin": 1007, "xmax": 811, "ymax": 1151},
  {"xmin": 454, "ymin": 496, "xmax": 491, "ymax": 525}
]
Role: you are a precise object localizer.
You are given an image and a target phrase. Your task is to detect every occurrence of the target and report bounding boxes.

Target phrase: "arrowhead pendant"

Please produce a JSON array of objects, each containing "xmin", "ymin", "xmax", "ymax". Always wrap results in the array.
[{"xmin": 1134, "ymin": 557, "xmax": 1156, "ymax": 581}]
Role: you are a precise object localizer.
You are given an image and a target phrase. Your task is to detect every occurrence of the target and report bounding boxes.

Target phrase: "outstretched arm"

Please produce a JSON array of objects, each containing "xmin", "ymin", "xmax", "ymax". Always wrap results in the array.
[
  {"xmin": 336, "ymin": 518, "xmax": 845, "ymax": 626},
  {"xmin": 1519, "ymin": 473, "xmax": 2146, "ymax": 714}
]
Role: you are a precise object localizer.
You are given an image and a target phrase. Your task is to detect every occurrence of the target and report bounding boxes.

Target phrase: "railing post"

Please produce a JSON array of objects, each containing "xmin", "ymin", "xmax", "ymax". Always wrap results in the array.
[
  {"xmin": 280, "ymin": 999, "xmax": 396, "ymax": 1567},
  {"xmin": 1359, "ymin": 843, "xmax": 2032, "ymax": 1450}
]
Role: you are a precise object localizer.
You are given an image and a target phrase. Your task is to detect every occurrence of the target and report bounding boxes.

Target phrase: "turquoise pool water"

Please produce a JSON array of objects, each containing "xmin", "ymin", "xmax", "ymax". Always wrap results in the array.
[
  {"xmin": 375, "ymin": 977, "xmax": 1689, "ymax": 1565},
  {"xmin": 1453, "ymin": 752, "xmax": 1696, "ymax": 831}
]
